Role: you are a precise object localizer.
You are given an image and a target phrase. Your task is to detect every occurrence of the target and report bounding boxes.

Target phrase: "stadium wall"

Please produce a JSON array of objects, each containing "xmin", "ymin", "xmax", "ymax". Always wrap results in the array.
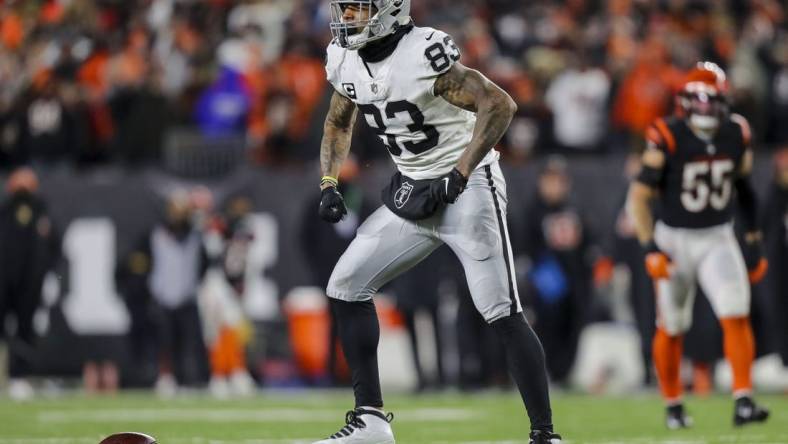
[{"xmin": 0, "ymin": 153, "xmax": 776, "ymax": 378}]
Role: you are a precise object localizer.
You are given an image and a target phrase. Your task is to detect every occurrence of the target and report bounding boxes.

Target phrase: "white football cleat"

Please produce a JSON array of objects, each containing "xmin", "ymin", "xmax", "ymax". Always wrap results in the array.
[
  {"xmin": 8, "ymin": 378, "xmax": 34, "ymax": 401},
  {"xmin": 313, "ymin": 407, "xmax": 395, "ymax": 444},
  {"xmin": 209, "ymin": 376, "xmax": 230, "ymax": 399},
  {"xmin": 154, "ymin": 373, "xmax": 177, "ymax": 398},
  {"xmin": 229, "ymin": 370, "xmax": 255, "ymax": 397}
]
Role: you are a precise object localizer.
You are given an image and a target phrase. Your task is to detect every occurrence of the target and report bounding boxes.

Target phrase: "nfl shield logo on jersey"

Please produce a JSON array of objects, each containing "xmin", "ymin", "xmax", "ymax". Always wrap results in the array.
[{"xmin": 395, "ymin": 182, "xmax": 414, "ymax": 208}]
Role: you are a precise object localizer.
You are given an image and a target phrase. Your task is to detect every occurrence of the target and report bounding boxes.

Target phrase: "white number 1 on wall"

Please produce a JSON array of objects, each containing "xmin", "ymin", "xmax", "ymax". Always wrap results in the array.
[{"xmin": 62, "ymin": 218, "xmax": 130, "ymax": 334}]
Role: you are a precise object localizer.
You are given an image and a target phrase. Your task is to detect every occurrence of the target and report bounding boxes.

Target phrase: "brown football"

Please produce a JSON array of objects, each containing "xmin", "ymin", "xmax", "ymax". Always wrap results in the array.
[{"xmin": 99, "ymin": 433, "xmax": 157, "ymax": 444}]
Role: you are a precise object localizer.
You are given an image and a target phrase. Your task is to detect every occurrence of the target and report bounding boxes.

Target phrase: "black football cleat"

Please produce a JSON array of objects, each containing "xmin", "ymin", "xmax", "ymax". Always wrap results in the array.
[
  {"xmin": 529, "ymin": 429, "xmax": 562, "ymax": 444},
  {"xmin": 665, "ymin": 404, "xmax": 693, "ymax": 430},
  {"xmin": 733, "ymin": 396, "xmax": 769, "ymax": 427}
]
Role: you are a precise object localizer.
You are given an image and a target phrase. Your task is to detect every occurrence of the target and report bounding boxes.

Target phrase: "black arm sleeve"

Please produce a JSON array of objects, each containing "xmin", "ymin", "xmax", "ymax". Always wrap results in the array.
[
  {"xmin": 636, "ymin": 165, "xmax": 663, "ymax": 188},
  {"xmin": 735, "ymin": 177, "xmax": 758, "ymax": 232}
]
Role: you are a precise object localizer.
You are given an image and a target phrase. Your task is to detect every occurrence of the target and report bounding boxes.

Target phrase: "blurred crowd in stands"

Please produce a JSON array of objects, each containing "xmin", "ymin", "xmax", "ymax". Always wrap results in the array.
[{"xmin": 0, "ymin": 0, "xmax": 787, "ymax": 170}]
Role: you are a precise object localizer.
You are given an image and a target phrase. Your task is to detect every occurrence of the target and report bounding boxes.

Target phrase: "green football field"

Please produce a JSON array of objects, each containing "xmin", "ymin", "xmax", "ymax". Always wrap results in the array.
[{"xmin": 1, "ymin": 391, "xmax": 787, "ymax": 444}]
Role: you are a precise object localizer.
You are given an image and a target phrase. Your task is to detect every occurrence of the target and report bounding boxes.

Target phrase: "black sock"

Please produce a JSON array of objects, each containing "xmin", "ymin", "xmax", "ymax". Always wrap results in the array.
[
  {"xmin": 491, "ymin": 313, "xmax": 553, "ymax": 432},
  {"xmin": 330, "ymin": 298, "xmax": 383, "ymax": 408}
]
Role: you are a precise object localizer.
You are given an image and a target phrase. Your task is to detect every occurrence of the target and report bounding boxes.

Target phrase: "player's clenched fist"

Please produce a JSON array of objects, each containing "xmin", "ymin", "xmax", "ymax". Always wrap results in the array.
[
  {"xmin": 644, "ymin": 241, "xmax": 672, "ymax": 280},
  {"xmin": 430, "ymin": 168, "xmax": 468, "ymax": 204},
  {"xmin": 319, "ymin": 186, "xmax": 347, "ymax": 223}
]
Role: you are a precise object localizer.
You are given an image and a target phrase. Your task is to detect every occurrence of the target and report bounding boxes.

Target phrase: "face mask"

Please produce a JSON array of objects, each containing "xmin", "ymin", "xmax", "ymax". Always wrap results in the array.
[{"xmin": 689, "ymin": 114, "xmax": 719, "ymax": 133}]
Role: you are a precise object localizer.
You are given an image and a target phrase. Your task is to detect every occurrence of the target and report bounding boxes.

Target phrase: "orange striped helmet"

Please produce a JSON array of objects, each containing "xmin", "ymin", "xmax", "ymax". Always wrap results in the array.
[{"xmin": 677, "ymin": 61, "xmax": 728, "ymax": 130}]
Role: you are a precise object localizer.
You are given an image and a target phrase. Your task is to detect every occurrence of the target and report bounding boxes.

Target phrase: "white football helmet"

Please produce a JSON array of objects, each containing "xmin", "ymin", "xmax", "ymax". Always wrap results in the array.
[{"xmin": 329, "ymin": 0, "xmax": 411, "ymax": 50}]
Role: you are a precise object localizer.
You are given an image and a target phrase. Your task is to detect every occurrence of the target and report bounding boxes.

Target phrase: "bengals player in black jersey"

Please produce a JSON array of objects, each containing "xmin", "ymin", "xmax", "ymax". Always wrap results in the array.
[{"xmin": 626, "ymin": 62, "xmax": 769, "ymax": 429}]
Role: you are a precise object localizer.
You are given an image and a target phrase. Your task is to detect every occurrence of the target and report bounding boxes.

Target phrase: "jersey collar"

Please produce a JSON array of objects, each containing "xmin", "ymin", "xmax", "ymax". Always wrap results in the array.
[{"xmin": 358, "ymin": 22, "xmax": 414, "ymax": 63}]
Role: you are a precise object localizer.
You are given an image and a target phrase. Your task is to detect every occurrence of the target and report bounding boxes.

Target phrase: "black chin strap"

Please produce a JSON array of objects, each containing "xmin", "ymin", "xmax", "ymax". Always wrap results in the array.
[{"xmin": 358, "ymin": 22, "xmax": 414, "ymax": 63}]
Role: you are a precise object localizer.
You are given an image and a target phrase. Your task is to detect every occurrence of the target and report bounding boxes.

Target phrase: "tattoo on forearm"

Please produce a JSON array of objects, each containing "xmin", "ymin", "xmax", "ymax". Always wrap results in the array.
[
  {"xmin": 462, "ymin": 95, "xmax": 513, "ymax": 170},
  {"xmin": 320, "ymin": 92, "xmax": 357, "ymax": 179},
  {"xmin": 326, "ymin": 92, "xmax": 357, "ymax": 130},
  {"xmin": 436, "ymin": 63, "xmax": 515, "ymax": 175}
]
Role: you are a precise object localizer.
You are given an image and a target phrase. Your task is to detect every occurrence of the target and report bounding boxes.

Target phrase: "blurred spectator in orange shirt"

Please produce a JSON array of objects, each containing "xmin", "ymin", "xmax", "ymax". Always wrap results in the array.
[
  {"xmin": 77, "ymin": 44, "xmax": 113, "ymax": 160},
  {"xmin": 0, "ymin": 7, "xmax": 24, "ymax": 51},
  {"xmin": 38, "ymin": 0, "xmax": 65, "ymax": 26},
  {"xmin": 611, "ymin": 38, "xmax": 683, "ymax": 138},
  {"xmin": 110, "ymin": 26, "xmax": 150, "ymax": 89},
  {"xmin": 276, "ymin": 38, "xmax": 325, "ymax": 143}
]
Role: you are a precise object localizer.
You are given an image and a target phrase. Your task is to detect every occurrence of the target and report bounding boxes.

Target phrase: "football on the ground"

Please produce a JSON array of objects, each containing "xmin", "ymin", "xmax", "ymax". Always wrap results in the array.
[{"xmin": 99, "ymin": 433, "xmax": 157, "ymax": 444}]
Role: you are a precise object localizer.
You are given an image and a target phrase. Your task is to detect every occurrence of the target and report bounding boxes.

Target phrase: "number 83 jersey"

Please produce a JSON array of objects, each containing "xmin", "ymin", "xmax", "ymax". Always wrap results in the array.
[
  {"xmin": 325, "ymin": 26, "xmax": 499, "ymax": 180},
  {"xmin": 646, "ymin": 114, "xmax": 751, "ymax": 229}
]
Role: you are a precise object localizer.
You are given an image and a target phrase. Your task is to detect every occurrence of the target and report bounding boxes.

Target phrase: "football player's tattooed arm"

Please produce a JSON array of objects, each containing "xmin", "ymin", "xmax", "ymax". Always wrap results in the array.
[
  {"xmin": 626, "ymin": 148, "xmax": 665, "ymax": 245},
  {"xmin": 434, "ymin": 62, "xmax": 517, "ymax": 178},
  {"xmin": 320, "ymin": 90, "xmax": 358, "ymax": 190}
]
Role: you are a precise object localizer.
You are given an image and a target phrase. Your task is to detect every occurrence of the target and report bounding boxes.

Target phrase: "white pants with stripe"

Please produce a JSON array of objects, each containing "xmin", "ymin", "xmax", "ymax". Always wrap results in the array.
[
  {"xmin": 653, "ymin": 221, "xmax": 750, "ymax": 336},
  {"xmin": 327, "ymin": 161, "xmax": 521, "ymax": 323}
]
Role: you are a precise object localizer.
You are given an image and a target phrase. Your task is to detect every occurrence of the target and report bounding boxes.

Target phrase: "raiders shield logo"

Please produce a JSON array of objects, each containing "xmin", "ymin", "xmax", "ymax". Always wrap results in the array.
[{"xmin": 395, "ymin": 181, "xmax": 414, "ymax": 209}]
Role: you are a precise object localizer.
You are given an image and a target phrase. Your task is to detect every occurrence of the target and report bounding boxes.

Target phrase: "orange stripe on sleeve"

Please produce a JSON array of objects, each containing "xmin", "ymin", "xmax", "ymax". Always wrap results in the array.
[
  {"xmin": 654, "ymin": 118, "xmax": 676, "ymax": 154},
  {"xmin": 645, "ymin": 125, "xmax": 663, "ymax": 147},
  {"xmin": 730, "ymin": 114, "xmax": 752, "ymax": 148}
]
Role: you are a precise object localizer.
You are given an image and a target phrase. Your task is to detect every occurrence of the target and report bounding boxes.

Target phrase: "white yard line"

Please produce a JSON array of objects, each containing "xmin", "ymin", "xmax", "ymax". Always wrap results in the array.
[
  {"xmin": 2, "ymin": 439, "xmax": 787, "ymax": 444},
  {"xmin": 38, "ymin": 408, "xmax": 478, "ymax": 424},
  {"xmin": 5, "ymin": 433, "xmax": 786, "ymax": 444},
  {"xmin": 0, "ymin": 440, "xmax": 314, "ymax": 444},
  {"xmin": 0, "ymin": 440, "xmax": 99, "ymax": 444},
  {"xmin": 579, "ymin": 436, "xmax": 785, "ymax": 444},
  {"xmin": 586, "ymin": 441, "xmax": 706, "ymax": 444},
  {"xmin": 434, "ymin": 441, "xmax": 523, "ymax": 444}
]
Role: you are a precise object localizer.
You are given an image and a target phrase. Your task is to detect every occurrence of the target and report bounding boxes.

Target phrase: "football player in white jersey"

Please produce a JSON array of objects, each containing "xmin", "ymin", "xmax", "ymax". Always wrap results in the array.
[{"xmin": 313, "ymin": 1, "xmax": 561, "ymax": 444}]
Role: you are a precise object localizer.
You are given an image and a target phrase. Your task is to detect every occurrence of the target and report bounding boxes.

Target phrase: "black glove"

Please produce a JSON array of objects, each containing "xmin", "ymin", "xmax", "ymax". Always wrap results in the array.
[
  {"xmin": 318, "ymin": 186, "xmax": 347, "ymax": 223},
  {"xmin": 430, "ymin": 168, "xmax": 468, "ymax": 204}
]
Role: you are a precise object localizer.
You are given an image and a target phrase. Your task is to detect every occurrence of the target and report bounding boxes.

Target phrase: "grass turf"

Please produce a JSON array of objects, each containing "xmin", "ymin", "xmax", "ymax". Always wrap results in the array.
[{"xmin": 0, "ymin": 390, "xmax": 786, "ymax": 443}]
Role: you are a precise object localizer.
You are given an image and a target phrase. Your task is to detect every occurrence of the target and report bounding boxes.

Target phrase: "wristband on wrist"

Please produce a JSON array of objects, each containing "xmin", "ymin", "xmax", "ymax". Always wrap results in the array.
[
  {"xmin": 321, "ymin": 175, "xmax": 338, "ymax": 188},
  {"xmin": 644, "ymin": 239, "xmax": 660, "ymax": 254}
]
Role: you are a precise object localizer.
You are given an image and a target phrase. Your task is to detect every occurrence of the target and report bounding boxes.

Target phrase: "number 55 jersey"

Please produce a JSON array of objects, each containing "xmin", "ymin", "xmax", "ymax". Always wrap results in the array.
[
  {"xmin": 325, "ymin": 25, "xmax": 499, "ymax": 180},
  {"xmin": 645, "ymin": 114, "xmax": 754, "ymax": 335},
  {"xmin": 645, "ymin": 114, "xmax": 751, "ymax": 229}
]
